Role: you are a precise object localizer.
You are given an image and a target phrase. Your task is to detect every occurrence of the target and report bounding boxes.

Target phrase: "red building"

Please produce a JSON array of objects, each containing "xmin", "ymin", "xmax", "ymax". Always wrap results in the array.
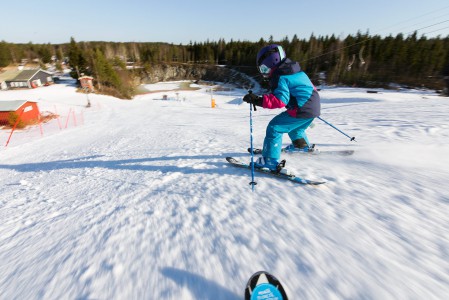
[
  {"xmin": 0, "ymin": 100, "xmax": 40, "ymax": 126},
  {"xmin": 79, "ymin": 76, "xmax": 94, "ymax": 92}
]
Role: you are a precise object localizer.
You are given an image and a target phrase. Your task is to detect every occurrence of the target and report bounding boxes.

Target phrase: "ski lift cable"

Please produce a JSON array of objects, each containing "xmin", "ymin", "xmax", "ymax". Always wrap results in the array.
[
  {"xmin": 373, "ymin": 5, "xmax": 449, "ymax": 34},
  {"xmin": 413, "ymin": 19, "xmax": 449, "ymax": 32},
  {"xmin": 422, "ymin": 24, "xmax": 449, "ymax": 35},
  {"xmin": 385, "ymin": 11, "xmax": 449, "ymax": 36},
  {"xmin": 303, "ymin": 18, "xmax": 449, "ymax": 63},
  {"xmin": 301, "ymin": 5, "xmax": 449, "ymax": 63},
  {"xmin": 239, "ymin": 4, "xmax": 449, "ymax": 70}
]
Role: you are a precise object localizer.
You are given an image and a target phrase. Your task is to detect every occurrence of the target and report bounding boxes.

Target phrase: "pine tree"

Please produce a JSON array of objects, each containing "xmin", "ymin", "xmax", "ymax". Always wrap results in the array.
[{"xmin": 0, "ymin": 41, "xmax": 11, "ymax": 67}]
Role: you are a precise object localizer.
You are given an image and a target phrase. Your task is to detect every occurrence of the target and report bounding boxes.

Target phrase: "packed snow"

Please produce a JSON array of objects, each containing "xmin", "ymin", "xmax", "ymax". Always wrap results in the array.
[{"xmin": 0, "ymin": 78, "xmax": 448, "ymax": 299}]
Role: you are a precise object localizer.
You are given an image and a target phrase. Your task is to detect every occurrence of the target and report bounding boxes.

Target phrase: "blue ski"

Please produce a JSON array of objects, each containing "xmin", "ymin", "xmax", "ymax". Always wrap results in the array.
[
  {"xmin": 226, "ymin": 157, "xmax": 325, "ymax": 185},
  {"xmin": 248, "ymin": 146, "xmax": 354, "ymax": 156}
]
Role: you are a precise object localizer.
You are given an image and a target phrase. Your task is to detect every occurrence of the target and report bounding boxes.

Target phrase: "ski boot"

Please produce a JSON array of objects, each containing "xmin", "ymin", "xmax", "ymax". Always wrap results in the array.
[
  {"xmin": 252, "ymin": 157, "xmax": 292, "ymax": 176},
  {"xmin": 285, "ymin": 138, "xmax": 317, "ymax": 153}
]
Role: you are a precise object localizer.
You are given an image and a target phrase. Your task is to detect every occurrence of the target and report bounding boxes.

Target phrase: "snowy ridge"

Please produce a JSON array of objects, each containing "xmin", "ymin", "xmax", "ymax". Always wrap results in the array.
[{"xmin": 0, "ymin": 81, "xmax": 449, "ymax": 299}]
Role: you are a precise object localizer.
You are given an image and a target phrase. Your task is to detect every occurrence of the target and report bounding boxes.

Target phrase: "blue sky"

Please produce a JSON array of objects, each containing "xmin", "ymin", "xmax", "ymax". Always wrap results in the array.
[{"xmin": 2, "ymin": 0, "xmax": 449, "ymax": 44}]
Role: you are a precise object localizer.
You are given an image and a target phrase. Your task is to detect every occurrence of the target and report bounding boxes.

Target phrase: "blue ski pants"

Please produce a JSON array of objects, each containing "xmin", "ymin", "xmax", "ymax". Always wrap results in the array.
[{"xmin": 262, "ymin": 111, "xmax": 314, "ymax": 160}]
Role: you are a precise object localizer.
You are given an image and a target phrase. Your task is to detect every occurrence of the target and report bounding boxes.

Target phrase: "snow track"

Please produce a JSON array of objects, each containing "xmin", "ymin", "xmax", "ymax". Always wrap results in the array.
[{"xmin": 1, "ymin": 83, "xmax": 449, "ymax": 299}]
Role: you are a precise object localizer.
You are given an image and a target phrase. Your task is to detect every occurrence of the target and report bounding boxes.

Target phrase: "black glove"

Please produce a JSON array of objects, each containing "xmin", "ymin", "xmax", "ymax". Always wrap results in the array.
[{"xmin": 243, "ymin": 93, "xmax": 263, "ymax": 107}]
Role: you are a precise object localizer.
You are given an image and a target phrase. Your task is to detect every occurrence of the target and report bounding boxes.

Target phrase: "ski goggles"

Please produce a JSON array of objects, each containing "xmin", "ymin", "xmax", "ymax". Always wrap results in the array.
[{"xmin": 258, "ymin": 64, "xmax": 271, "ymax": 76}]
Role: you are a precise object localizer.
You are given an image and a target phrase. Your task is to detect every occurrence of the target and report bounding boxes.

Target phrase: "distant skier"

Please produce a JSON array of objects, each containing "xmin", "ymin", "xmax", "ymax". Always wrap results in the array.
[{"xmin": 243, "ymin": 44, "xmax": 321, "ymax": 171}]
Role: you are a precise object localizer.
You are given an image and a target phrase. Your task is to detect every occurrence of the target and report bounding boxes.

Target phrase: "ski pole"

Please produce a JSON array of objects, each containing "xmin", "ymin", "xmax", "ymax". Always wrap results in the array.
[
  {"xmin": 317, "ymin": 116, "xmax": 356, "ymax": 142},
  {"xmin": 248, "ymin": 90, "xmax": 257, "ymax": 190}
]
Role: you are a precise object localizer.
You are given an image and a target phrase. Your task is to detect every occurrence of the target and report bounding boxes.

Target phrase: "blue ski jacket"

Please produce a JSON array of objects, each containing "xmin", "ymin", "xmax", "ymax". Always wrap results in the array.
[{"xmin": 262, "ymin": 58, "xmax": 321, "ymax": 119}]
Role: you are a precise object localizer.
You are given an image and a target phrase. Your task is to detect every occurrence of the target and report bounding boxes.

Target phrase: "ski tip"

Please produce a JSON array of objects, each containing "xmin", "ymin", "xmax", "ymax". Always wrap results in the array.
[
  {"xmin": 311, "ymin": 180, "xmax": 327, "ymax": 185},
  {"xmin": 298, "ymin": 178, "xmax": 326, "ymax": 185}
]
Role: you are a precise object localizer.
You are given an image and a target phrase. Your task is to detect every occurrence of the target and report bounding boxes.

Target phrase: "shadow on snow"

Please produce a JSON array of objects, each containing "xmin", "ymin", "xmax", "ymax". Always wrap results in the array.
[
  {"xmin": 160, "ymin": 267, "xmax": 239, "ymax": 300},
  {"xmin": 0, "ymin": 153, "xmax": 250, "ymax": 177}
]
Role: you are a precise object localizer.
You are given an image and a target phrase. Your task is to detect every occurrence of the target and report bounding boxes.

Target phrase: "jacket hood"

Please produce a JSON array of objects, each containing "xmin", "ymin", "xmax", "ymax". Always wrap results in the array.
[{"xmin": 275, "ymin": 58, "xmax": 302, "ymax": 75}]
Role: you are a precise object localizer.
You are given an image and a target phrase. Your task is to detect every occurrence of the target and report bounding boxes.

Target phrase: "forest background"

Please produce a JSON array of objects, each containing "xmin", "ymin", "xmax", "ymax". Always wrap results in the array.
[{"xmin": 1, "ymin": 32, "xmax": 449, "ymax": 98}]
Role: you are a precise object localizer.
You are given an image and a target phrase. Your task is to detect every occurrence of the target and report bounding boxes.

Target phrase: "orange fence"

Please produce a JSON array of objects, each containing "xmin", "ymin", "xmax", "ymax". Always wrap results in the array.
[{"xmin": 0, "ymin": 104, "xmax": 99, "ymax": 148}]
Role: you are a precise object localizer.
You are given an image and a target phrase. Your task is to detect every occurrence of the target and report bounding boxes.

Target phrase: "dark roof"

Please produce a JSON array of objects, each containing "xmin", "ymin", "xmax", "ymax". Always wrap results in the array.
[
  {"xmin": 13, "ymin": 70, "xmax": 39, "ymax": 81},
  {"xmin": 4, "ymin": 69, "xmax": 53, "ymax": 82}
]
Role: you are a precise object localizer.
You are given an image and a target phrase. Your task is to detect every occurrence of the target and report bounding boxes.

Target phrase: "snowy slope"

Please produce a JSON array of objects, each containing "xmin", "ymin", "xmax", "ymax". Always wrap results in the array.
[{"xmin": 0, "ymin": 80, "xmax": 449, "ymax": 299}]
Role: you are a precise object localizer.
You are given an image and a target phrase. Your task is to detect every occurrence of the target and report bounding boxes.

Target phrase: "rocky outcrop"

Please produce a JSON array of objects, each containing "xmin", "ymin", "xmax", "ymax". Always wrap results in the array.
[{"xmin": 137, "ymin": 63, "xmax": 255, "ymax": 89}]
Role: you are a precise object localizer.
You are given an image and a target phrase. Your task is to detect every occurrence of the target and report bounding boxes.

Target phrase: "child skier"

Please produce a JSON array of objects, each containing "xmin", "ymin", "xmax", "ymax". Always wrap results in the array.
[{"xmin": 243, "ymin": 44, "xmax": 321, "ymax": 172}]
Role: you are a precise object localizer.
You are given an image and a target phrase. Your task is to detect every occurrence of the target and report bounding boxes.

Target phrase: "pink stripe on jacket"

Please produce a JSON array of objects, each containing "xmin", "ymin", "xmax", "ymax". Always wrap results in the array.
[
  {"xmin": 263, "ymin": 94, "xmax": 299, "ymax": 117},
  {"xmin": 262, "ymin": 94, "xmax": 286, "ymax": 109}
]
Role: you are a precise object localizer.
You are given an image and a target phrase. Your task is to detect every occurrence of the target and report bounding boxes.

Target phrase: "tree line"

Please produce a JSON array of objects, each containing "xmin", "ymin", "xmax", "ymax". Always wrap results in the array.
[{"xmin": 1, "ymin": 32, "xmax": 448, "ymax": 98}]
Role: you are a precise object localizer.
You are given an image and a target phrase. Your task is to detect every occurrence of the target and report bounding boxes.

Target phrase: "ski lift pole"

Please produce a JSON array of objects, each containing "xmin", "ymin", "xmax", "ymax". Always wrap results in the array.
[
  {"xmin": 317, "ymin": 116, "xmax": 356, "ymax": 142},
  {"xmin": 248, "ymin": 90, "xmax": 257, "ymax": 190}
]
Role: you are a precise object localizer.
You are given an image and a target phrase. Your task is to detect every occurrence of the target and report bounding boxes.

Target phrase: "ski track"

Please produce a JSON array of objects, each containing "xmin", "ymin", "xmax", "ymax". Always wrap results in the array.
[{"xmin": 0, "ymin": 83, "xmax": 449, "ymax": 299}]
